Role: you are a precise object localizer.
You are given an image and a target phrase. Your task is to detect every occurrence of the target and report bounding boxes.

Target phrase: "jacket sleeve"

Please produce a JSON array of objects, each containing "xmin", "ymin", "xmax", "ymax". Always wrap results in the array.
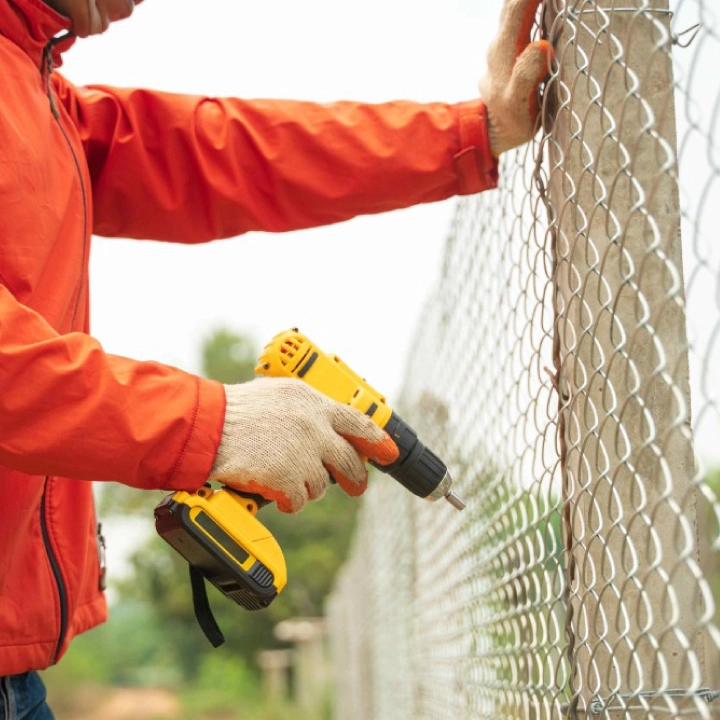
[
  {"xmin": 52, "ymin": 75, "xmax": 498, "ymax": 243},
  {"xmin": 0, "ymin": 284, "xmax": 225, "ymax": 491}
]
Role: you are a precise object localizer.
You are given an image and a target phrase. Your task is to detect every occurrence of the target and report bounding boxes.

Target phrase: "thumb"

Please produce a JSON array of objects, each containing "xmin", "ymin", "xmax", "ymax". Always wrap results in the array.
[
  {"xmin": 507, "ymin": 39, "xmax": 553, "ymax": 118},
  {"xmin": 332, "ymin": 405, "xmax": 399, "ymax": 466}
]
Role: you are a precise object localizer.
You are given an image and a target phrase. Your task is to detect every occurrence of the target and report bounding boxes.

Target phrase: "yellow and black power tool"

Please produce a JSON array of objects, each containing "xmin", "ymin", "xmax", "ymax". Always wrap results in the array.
[
  {"xmin": 155, "ymin": 327, "xmax": 464, "ymax": 646},
  {"xmin": 154, "ymin": 485, "xmax": 286, "ymax": 647},
  {"xmin": 256, "ymin": 328, "xmax": 466, "ymax": 510}
]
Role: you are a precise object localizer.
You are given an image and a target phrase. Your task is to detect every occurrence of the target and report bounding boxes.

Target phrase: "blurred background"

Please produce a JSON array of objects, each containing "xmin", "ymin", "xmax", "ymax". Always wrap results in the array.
[{"xmin": 42, "ymin": 0, "xmax": 494, "ymax": 717}]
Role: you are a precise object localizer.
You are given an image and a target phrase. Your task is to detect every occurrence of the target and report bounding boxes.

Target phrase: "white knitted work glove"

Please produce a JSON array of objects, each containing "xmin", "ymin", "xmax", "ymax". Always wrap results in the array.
[
  {"xmin": 209, "ymin": 378, "xmax": 399, "ymax": 514},
  {"xmin": 480, "ymin": 0, "xmax": 554, "ymax": 156}
]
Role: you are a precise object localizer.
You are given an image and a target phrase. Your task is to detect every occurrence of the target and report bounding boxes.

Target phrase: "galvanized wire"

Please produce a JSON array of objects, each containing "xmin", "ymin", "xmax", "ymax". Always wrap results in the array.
[{"xmin": 327, "ymin": 1, "xmax": 720, "ymax": 719}]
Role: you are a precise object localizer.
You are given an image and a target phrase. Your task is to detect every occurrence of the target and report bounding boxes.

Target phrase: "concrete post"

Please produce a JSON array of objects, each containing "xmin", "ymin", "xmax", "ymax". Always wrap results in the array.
[
  {"xmin": 274, "ymin": 617, "xmax": 329, "ymax": 714},
  {"xmin": 256, "ymin": 649, "xmax": 293, "ymax": 704},
  {"xmin": 547, "ymin": 0, "xmax": 707, "ymax": 715}
]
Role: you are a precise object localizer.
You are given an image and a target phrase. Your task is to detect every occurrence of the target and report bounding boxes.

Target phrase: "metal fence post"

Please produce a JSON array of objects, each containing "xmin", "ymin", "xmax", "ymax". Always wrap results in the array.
[{"xmin": 547, "ymin": 0, "xmax": 707, "ymax": 715}]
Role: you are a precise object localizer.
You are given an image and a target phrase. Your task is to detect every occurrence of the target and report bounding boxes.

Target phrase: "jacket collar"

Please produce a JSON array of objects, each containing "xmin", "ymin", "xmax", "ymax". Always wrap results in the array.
[{"xmin": 0, "ymin": 0, "xmax": 75, "ymax": 69}]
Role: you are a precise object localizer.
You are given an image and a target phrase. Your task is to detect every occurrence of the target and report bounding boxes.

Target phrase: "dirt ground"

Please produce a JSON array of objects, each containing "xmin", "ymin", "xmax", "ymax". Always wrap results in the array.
[{"xmin": 55, "ymin": 686, "xmax": 181, "ymax": 720}]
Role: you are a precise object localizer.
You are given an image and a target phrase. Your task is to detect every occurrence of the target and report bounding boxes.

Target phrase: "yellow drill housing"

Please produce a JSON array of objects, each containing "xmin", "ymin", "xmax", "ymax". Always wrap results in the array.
[
  {"xmin": 257, "ymin": 328, "xmax": 466, "ymax": 509},
  {"xmin": 256, "ymin": 328, "xmax": 393, "ymax": 427},
  {"xmin": 155, "ymin": 486, "xmax": 287, "ymax": 611}
]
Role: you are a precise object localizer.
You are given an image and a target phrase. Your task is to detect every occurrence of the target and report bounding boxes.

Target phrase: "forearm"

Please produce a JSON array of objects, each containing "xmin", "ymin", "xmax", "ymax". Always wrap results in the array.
[
  {"xmin": 55, "ymin": 76, "xmax": 498, "ymax": 242},
  {"xmin": 0, "ymin": 285, "xmax": 225, "ymax": 489}
]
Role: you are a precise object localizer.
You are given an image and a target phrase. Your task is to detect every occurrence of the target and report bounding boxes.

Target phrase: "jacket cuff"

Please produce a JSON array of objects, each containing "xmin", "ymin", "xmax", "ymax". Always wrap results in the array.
[
  {"xmin": 164, "ymin": 377, "xmax": 227, "ymax": 491},
  {"xmin": 453, "ymin": 100, "xmax": 499, "ymax": 195}
]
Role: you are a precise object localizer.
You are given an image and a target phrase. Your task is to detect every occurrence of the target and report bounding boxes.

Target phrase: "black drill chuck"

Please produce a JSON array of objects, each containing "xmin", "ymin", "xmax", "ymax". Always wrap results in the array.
[{"xmin": 370, "ymin": 411, "xmax": 461, "ymax": 507}]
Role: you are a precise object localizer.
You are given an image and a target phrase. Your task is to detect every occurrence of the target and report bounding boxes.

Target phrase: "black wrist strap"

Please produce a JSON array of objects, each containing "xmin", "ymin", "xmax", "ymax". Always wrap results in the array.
[{"xmin": 189, "ymin": 565, "xmax": 225, "ymax": 648}]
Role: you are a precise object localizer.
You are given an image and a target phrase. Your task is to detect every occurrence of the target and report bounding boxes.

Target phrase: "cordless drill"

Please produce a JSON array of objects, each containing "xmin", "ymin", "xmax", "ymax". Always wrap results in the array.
[
  {"xmin": 256, "ymin": 328, "xmax": 465, "ymax": 510},
  {"xmin": 154, "ymin": 328, "xmax": 464, "ymax": 645}
]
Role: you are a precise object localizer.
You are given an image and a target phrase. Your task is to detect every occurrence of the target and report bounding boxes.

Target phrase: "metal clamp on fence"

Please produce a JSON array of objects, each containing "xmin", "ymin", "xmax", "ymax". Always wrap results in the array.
[
  {"xmin": 560, "ymin": 689, "xmax": 720, "ymax": 717},
  {"xmin": 588, "ymin": 688, "xmax": 720, "ymax": 715},
  {"xmin": 568, "ymin": 6, "xmax": 673, "ymax": 13}
]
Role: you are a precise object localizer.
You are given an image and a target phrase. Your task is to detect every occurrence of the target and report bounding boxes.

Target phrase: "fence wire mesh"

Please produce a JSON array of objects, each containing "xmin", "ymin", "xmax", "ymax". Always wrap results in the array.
[{"xmin": 326, "ymin": 1, "xmax": 720, "ymax": 719}]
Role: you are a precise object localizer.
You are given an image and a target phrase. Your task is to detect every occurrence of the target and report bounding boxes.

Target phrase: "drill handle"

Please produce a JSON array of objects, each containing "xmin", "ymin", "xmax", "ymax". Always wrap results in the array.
[{"xmin": 224, "ymin": 487, "xmax": 272, "ymax": 514}]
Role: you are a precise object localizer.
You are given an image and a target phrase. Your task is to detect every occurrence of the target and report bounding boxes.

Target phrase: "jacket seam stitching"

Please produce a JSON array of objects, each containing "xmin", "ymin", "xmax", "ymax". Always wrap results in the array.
[
  {"xmin": 0, "ymin": 637, "xmax": 63, "ymax": 648},
  {"xmin": 166, "ymin": 375, "xmax": 202, "ymax": 486},
  {"xmin": 454, "ymin": 101, "xmax": 483, "ymax": 194},
  {"xmin": 452, "ymin": 102, "xmax": 465, "ymax": 165}
]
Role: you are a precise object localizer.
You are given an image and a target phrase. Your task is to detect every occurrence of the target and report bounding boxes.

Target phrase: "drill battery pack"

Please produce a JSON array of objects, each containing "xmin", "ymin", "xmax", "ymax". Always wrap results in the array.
[{"xmin": 155, "ymin": 486, "xmax": 287, "ymax": 644}]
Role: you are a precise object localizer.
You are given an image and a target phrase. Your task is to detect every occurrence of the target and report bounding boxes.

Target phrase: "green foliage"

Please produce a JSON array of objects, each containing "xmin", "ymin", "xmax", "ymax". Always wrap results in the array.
[
  {"xmin": 116, "ymin": 481, "xmax": 359, "ymax": 680},
  {"xmin": 201, "ymin": 326, "xmax": 259, "ymax": 385},
  {"xmin": 698, "ymin": 469, "xmax": 720, "ymax": 621},
  {"xmin": 181, "ymin": 652, "xmax": 261, "ymax": 713},
  {"xmin": 42, "ymin": 601, "xmax": 181, "ymax": 695},
  {"xmin": 262, "ymin": 485, "xmax": 360, "ymax": 614}
]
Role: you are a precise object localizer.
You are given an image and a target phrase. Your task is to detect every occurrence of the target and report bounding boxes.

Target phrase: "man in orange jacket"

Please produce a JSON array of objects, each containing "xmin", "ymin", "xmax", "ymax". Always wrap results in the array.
[{"xmin": 0, "ymin": 0, "xmax": 551, "ymax": 715}]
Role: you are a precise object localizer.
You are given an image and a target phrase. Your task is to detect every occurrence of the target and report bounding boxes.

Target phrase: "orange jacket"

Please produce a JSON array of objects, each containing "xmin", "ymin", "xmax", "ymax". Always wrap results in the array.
[{"xmin": 0, "ymin": 0, "xmax": 497, "ymax": 674}]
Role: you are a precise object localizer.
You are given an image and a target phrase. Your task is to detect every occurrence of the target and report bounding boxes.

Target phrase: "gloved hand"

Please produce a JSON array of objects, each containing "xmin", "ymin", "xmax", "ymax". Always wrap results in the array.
[
  {"xmin": 209, "ymin": 378, "xmax": 399, "ymax": 513},
  {"xmin": 480, "ymin": 0, "xmax": 554, "ymax": 156}
]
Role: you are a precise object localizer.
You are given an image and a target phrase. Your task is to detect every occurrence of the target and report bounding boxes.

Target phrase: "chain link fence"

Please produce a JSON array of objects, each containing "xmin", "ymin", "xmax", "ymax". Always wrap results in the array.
[{"xmin": 326, "ymin": 1, "xmax": 720, "ymax": 718}]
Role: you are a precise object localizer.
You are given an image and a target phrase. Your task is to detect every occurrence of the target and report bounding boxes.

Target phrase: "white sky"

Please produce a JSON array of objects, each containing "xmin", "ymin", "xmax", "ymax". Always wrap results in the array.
[{"xmin": 60, "ymin": 0, "xmax": 501, "ymax": 405}]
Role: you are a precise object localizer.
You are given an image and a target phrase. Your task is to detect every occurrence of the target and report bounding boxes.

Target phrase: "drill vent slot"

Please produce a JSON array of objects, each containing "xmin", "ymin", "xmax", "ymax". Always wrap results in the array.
[
  {"xmin": 279, "ymin": 336, "xmax": 306, "ymax": 367},
  {"xmin": 211, "ymin": 574, "xmax": 274, "ymax": 611},
  {"xmin": 228, "ymin": 588, "xmax": 270, "ymax": 611}
]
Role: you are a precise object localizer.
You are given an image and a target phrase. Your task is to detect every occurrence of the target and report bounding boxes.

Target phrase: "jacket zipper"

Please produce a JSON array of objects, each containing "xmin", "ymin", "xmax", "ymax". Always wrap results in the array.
[
  {"xmin": 40, "ymin": 479, "xmax": 68, "ymax": 665},
  {"xmin": 42, "ymin": 40, "xmax": 90, "ymax": 327},
  {"xmin": 39, "ymin": 39, "xmax": 91, "ymax": 665}
]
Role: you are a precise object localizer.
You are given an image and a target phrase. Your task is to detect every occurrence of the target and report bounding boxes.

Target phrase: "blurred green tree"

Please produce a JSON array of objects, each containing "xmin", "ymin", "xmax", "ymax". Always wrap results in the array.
[{"xmin": 200, "ymin": 326, "xmax": 258, "ymax": 384}]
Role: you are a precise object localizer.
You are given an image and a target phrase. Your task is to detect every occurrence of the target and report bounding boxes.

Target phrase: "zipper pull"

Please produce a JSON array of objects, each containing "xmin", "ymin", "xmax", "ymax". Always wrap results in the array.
[
  {"xmin": 42, "ymin": 44, "xmax": 60, "ymax": 119},
  {"xmin": 97, "ymin": 523, "xmax": 107, "ymax": 591}
]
